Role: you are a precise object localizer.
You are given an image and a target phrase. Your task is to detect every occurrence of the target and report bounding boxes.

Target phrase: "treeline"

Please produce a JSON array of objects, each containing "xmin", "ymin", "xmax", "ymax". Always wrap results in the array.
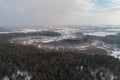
[
  {"xmin": 0, "ymin": 42, "xmax": 120, "ymax": 80},
  {"xmin": 103, "ymin": 33, "xmax": 120, "ymax": 46},
  {"xmin": 84, "ymin": 33, "xmax": 120, "ymax": 47},
  {"xmin": 0, "ymin": 31, "xmax": 61, "ymax": 40},
  {"xmin": 46, "ymin": 38, "xmax": 91, "ymax": 46}
]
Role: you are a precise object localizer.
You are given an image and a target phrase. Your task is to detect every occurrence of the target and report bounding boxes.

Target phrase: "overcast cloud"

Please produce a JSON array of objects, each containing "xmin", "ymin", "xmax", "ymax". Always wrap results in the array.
[{"xmin": 0, "ymin": 0, "xmax": 120, "ymax": 25}]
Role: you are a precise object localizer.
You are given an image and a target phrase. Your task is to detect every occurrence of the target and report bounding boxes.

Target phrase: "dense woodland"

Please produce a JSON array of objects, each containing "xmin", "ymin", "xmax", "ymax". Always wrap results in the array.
[{"xmin": 0, "ymin": 41, "xmax": 120, "ymax": 80}]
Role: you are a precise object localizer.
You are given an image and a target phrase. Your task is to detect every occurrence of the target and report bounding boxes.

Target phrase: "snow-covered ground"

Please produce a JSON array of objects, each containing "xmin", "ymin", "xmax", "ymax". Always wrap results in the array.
[
  {"xmin": 7, "ymin": 26, "xmax": 120, "ymax": 60},
  {"xmin": 15, "ymin": 38, "xmax": 120, "ymax": 60},
  {"xmin": 83, "ymin": 32, "xmax": 117, "ymax": 37},
  {"xmin": 90, "ymin": 40, "xmax": 120, "ymax": 59},
  {"xmin": 111, "ymin": 50, "xmax": 120, "ymax": 59},
  {"xmin": 90, "ymin": 41, "xmax": 120, "ymax": 59},
  {"xmin": 3, "ymin": 70, "xmax": 32, "ymax": 80}
]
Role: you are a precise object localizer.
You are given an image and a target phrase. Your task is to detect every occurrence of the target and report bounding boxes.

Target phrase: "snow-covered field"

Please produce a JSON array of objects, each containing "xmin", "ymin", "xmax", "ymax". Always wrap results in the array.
[
  {"xmin": 83, "ymin": 32, "xmax": 117, "ymax": 37},
  {"xmin": 5, "ymin": 25, "xmax": 120, "ymax": 60}
]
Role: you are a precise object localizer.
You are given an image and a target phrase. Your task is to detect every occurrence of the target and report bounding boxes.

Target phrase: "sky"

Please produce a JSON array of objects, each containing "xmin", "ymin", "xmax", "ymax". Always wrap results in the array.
[{"xmin": 0, "ymin": 0, "xmax": 120, "ymax": 25}]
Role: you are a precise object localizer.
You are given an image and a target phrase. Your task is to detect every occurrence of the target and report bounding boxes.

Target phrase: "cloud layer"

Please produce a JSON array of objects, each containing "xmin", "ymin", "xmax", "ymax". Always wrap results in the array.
[{"xmin": 0, "ymin": 0, "xmax": 120, "ymax": 25}]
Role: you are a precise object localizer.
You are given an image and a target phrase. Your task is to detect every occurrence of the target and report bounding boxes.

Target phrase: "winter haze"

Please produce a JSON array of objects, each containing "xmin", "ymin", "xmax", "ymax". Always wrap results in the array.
[{"xmin": 0, "ymin": 0, "xmax": 120, "ymax": 25}]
